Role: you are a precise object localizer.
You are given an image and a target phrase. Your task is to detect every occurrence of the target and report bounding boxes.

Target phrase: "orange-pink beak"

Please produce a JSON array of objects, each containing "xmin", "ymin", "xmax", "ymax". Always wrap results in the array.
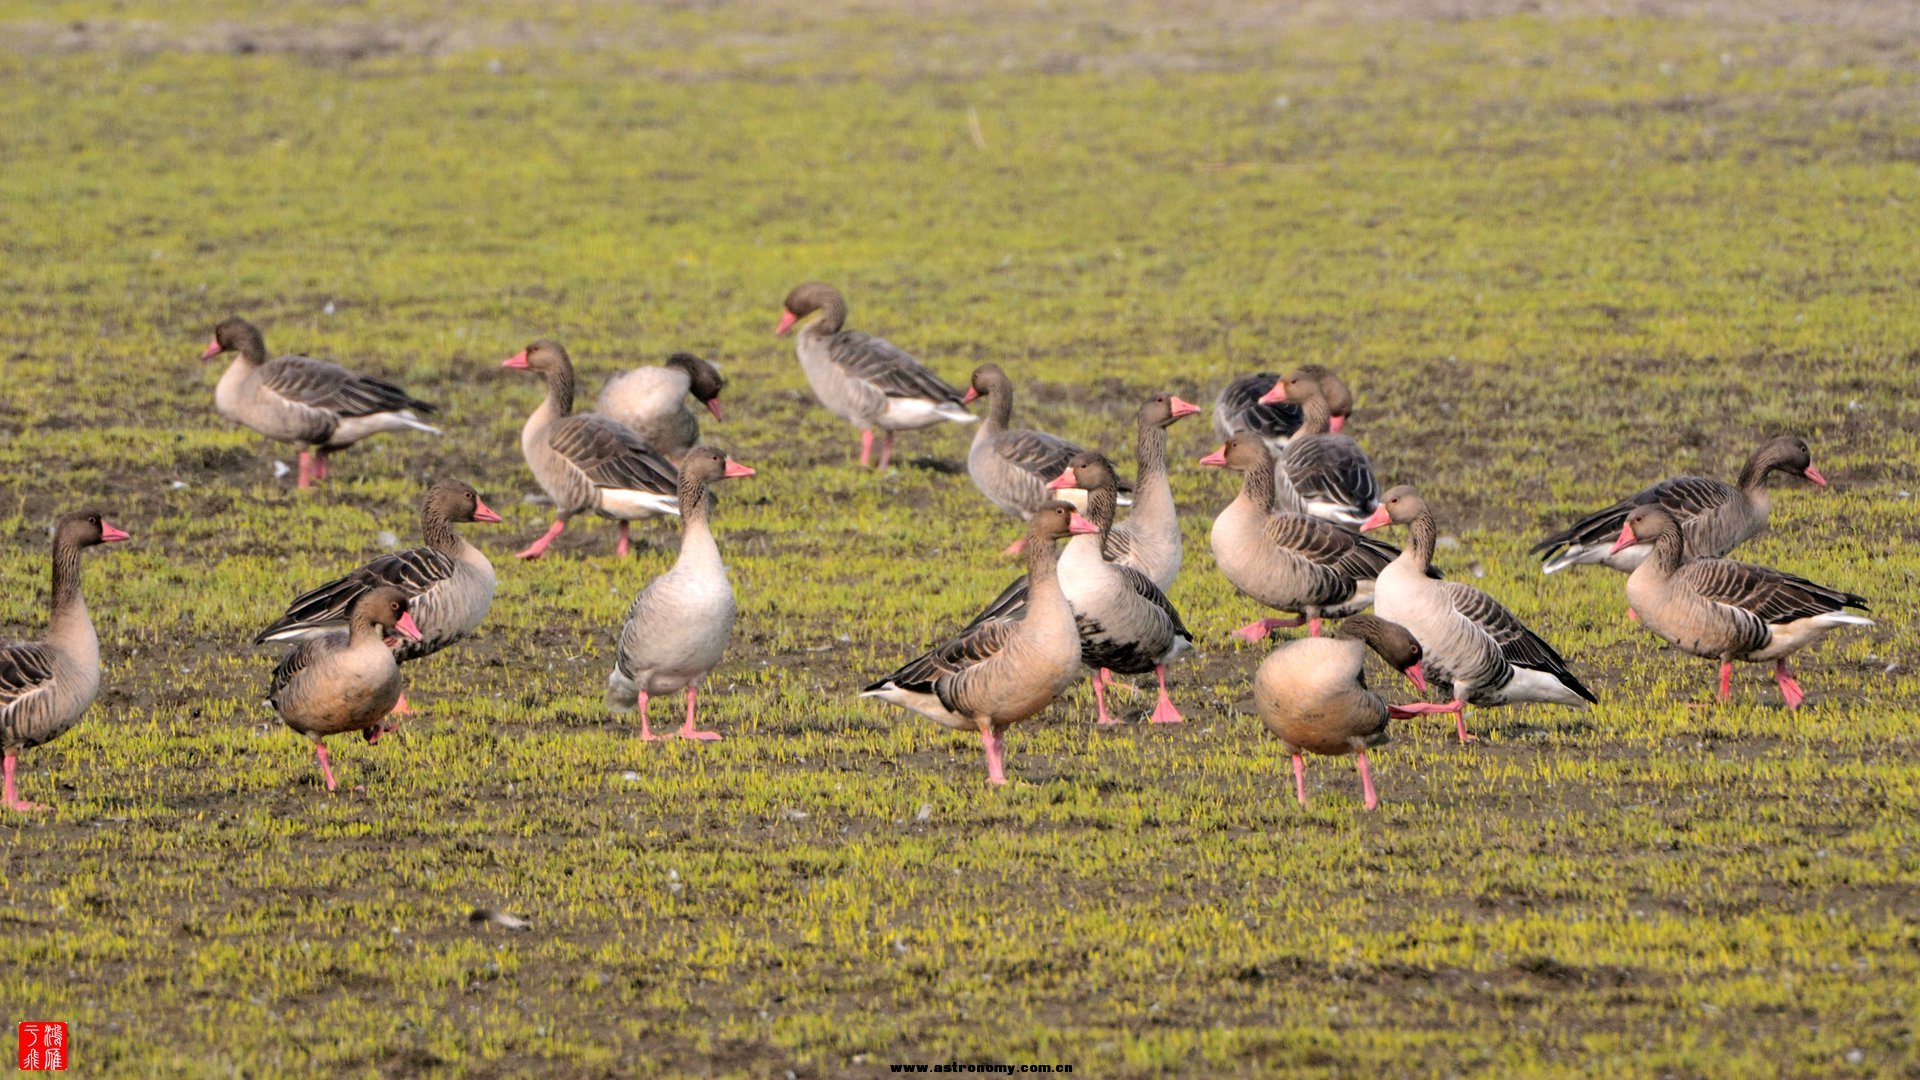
[
  {"xmin": 1358, "ymin": 505, "xmax": 1391, "ymax": 533},
  {"xmin": 1045, "ymin": 469, "xmax": 1077, "ymax": 491},
  {"xmin": 1804, "ymin": 466, "xmax": 1827, "ymax": 487},
  {"xmin": 1404, "ymin": 661, "xmax": 1427, "ymax": 693},
  {"xmin": 706, "ymin": 399, "xmax": 725, "ymax": 421},
  {"xmin": 1330, "ymin": 415, "xmax": 1346, "ymax": 434},
  {"xmin": 100, "ymin": 521, "xmax": 130, "ymax": 543},
  {"xmin": 1170, "ymin": 396, "xmax": 1200, "ymax": 419},
  {"xmin": 395, "ymin": 612, "xmax": 423, "ymax": 641},
  {"xmin": 1608, "ymin": 522, "xmax": 1640, "ymax": 554},
  {"xmin": 502, "ymin": 350, "xmax": 529, "ymax": 369},
  {"xmin": 199, "ymin": 337, "xmax": 222, "ymax": 361},
  {"xmin": 774, "ymin": 310, "xmax": 798, "ymax": 336},
  {"xmin": 1068, "ymin": 513, "xmax": 1099, "ymax": 535},
  {"xmin": 960, "ymin": 387, "xmax": 980, "ymax": 404},
  {"xmin": 1258, "ymin": 381, "xmax": 1287, "ymax": 405},
  {"xmin": 472, "ymin": 498, "xmax": 503, "ymax": 524},
  {"xmin": 723, "ymin": 458, "xmax": 756, "ymax": 479},
  {"xmin": 1199, "ymin": 445, "xmax": 1228, "ymax": 467}
]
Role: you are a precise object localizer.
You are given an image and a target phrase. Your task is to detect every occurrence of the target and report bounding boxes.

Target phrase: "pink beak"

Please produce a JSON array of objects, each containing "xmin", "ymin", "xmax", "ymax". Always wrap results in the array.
[
  {"xmin": 395, "ymin": 612, "xmax": 423, "ymax": 641},
  {"xmin": 1045, "ymin": 469, "xmax": 1077, "ymax": 491},
  {"xmin": 472, "ymin": 497, "xmax": 504, "ymax": 524},
  {"xmin": 502, "ymin": 350, "xmax": 529, "ymax": 369},
  {"xmin": 960, "ymin": 387, "xmax": 979, "ymax": 405},
  {"xmin": 774, "ymin": 310, "xmax": 798, "ymax": 336},
  {"xmin": 706, "ymin": 399, "xmax": 725, "ymax": 422},
  {"xmin": 723, "ymin": 458, "xmax": 756, "ymax": 478},
  {"xmin": 1607, "ymin": 522, "xmax": 1640, "ymax": 555},
  {"xmin": 100, "ymin": 521, "xmax": 130, "ymax": 543},
  {"xmin": 1330, "ymin": 415, "xmax": 1346, "ymax": 434},
  {"xmin": 1199, "ymin": 446, "xmax": 1228, "ymax": 467},
  {"xmin": 1258, "ymin": 382, "xmax": 1287, "ymax": 405},
  {"xmin": 1803, "ymin": 466, "xmax": 1827, "ymax": 487},
  {"xmin": 199, "ymin": 337, "xmax": 222, "ymax": 361},
  {"xmin": 1404, "ymin": 661, "xmax": 1427, "ymax": 693},
  {"xmin": 1169, "ymin": 396, "xmax": 1200, "ymax": 419},
  {"xmin": 1358, "ymin": 505, "xmax": 1391, "ymax": 533},
  {"xmin": 1068, "ymin": 513, "xmax": 1100, "ymax": 535}
]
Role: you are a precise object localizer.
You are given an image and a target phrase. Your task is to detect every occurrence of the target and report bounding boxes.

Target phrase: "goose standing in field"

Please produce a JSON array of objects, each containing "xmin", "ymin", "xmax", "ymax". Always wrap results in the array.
[
  {"xmin": 1099, "ymin": 393, "xmax": 1200, "ymax": 591},
  {"xmin": 504, "ymin": 340, "xmax": 680, "ymax": 559},
  {"xmin": 1213, "ymin": 364, "xmax": 1355, "ymax": 449},
  {"xmin": 861, "ymin": 503, "xmax": 1095, "ymax": 785},
  {"xmin": 1254, "ymin": 615, "xmax": 1427, "ymax": 811},
  {"xmin": 0, "ymin": 512, "xmax": 128, "ymax": 812},
  {"xmin": 200, "ymin": 317, "xmax": 440, "ymax": 488},
  {"xmin": 1258, "ymin": 368, "xmax": 1378, "ymax": 526},
  {"xmin": 267, "ymin": 587, "xmax": 421, "ymax": 792},
  {"xmin": 1201, "ymin": 433, "xmax": 1405, "ymax": 640},
  {"xmin": 1611, "ymin": 505, "xmax": 1870, "ymax": 709},
  {"xmin": 595, "ymin": 352, "xmax": 726, "ymax": 461},
  {"xmin": 965, "ymin": 364, "xmax": 1131, "ymax": 554},
  {"xmin": 775, "ymin": 282, "xmax": 975, "ymax": 468},
  {"xmin": 606, "ymin": 447, "xmax": 756, "ymax": 742},
  {"xmin": 253, "ymin": 479, "xmax": 503, "ymax": 724},
  {"xmin": 1362, "ymin": 486, "xmax": 1595, "ymax": 742},
  {"xmin": 1531, "ymin": 435, "xmax": 1828, "ymax": 574}
]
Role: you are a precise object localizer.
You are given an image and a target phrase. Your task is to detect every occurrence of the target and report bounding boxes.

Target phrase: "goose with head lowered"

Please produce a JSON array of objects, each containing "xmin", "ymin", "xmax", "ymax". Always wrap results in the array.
[
  {"xmin": 1254, "ymin": 615, "xmax": 1426, "ymax": 811},
  {"xmin": 1258, "ymin": 367, "xmax": 1378, "ymax": 527},
  {"xmin": 267, "ymin": 587, "xmax": 421, "ymax": 792},
  {"xmin": 596, "ymin": 351, "xmax": 726, "ymax": 461}
]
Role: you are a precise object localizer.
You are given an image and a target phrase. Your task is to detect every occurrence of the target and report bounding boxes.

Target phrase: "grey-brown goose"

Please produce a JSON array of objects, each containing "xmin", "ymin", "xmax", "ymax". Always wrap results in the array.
[
  {"xmin": 504, "ymin": 340, "xmax": 680, "ymax": 559},
  {"xmin": 861, "ymin": 503, "xmax": 1095, "ymax": 785},
  {"xmin": 1362, "ymin": 487, "xmax": 1595, "ymax": 742},
  {"xmin": 1258, "ymin": 368, "xmax": 1378, "ymax": 526},
  {"xmin": 606, "ymin": 448, "xmax": 756, "ymax": 742},
  {"xmin": 1254, "ymin": 615, "xmax": 1426, "ymax": 811},
  {"xmin": 1088, "ymin": 393, "xmax": 1199, "ymax": 591},
  {"xmin": 267, "ymin": 586, "xmax": 421, "ymax": 792},
  {"xmin": 775, "ymin": 282, "xmax": 975, "ymax": 468},
  {"xmin": 200, "ymin": 317, "xmax": 440, "ymax": 488},
  {"xmin": 965, "ymin": 364, "xmax": 1132, "ymax": 552},
  {"xmin": 1213, "ymin": 364, "xmax": 1356, "ymax": 448},
  {"xmin": 596, "ymin": 352, "xmax": 726, "ymax": 461},
  {"xmin": 1613, "ymin": 505, "xmax": 1869, "ymax": 709},
  {"xmin": 1532, "ymin": 436, "xmax": 1827, "ymax": 574},
  {"xmin": 0, "ymin": 512, "xmax": 128, "ymax": 812},
  {"xmin": 1201, "ymin": 434, "xmax": 1404, "ymax": 640}
]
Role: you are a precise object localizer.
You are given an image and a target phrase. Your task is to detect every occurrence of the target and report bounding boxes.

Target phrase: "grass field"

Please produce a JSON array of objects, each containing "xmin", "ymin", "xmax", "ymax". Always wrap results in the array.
[{"xmin": 2, "ymin": 1, "xmax": 1919, "ymax": 1076}]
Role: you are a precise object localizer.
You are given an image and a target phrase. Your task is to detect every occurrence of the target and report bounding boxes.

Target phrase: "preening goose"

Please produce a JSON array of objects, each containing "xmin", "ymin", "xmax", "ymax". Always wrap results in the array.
[
  {"xmin": 1098, "ymin": 393, "xmax": 1199, "ymax": 592},
  {"xmin": 861, "ymin": 503, "xmax": 1095, "ymax": 785},
  {"xmin": 200, "ymin": 317, "xmax": 440, "ymax": 488},
  {"xmin": 1362, "ymin": 486, "xmax": 1595, "ymax": 742},
  {"xmin": 606, "ymin": 448, "xmax": 756, "ymax": 742},
  {"xmin": 1, "ymin": 512, "xmax": 128, "ymax": 812},
  {"xmin": 1213, "ymin": 365, "xmax": 1355, "ymax": 448},
  {"xmin": 775, "ymin": 282, "xmax": 975, "ymax": 468},
  {"xmin": 267, "ymin": 587, "xmax": 421, "ymax": 792},
  {"xmin": 596, "ymin": 352, "xmax": 726, "ymax": 460},
  {"xmin": 965, "ymin": 364, "xmax": 1132, "ymax": 553},
  {"xmin": 1613, "ymin": 505, "xmax": 1870, "ymax": 709},
  {"xmin": 1258, "ymin": 368, "xmax": 1378, "ymax": 526},
  {"xmin": 1532, "ymin": 436, "xmax": 1827, "ymax": 574},
  {"xmin": 1253, "ymin": 615, "xmax": 1426, "ymax": 811},
  {"xmin": 504, "ymin": 340, "xmax": 681, "ymax": 559}
]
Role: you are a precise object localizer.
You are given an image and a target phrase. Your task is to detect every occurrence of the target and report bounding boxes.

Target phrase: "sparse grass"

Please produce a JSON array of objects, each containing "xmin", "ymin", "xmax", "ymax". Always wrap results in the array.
[{"xmin": 1, "ymin": 2, "xmax": 1918, "ymax": 1077}]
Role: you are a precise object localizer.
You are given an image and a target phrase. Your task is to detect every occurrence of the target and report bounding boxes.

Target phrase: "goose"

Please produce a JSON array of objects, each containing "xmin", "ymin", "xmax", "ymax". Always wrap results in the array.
[
  {"xmin": 596, "ymin": 352, "xmax": 726, "ymax": 460},
  {"xmin": 1361, "ymin": 486, "xmax": 1595, "ymax": 742},
  {"xmin": 1253, "ymin": 615, "xmax": 1426, "ymax": 811},
  {"xmin": 964, "ymin": 363, "xmax": 1132, "ymax": 553},
  {"xmin": 1257, "ymin": 368, "xmax": 1378, "ymax": 526},
  {"xmin": 1213, "ymin": 364, "xmax": 1355, "ymax": 448},
  {"xmin": 775, "ymin": 282, "xmax": 975, "ymax": 468},
  {"xmin": 1532, "ymin": 436, "xmax": 1827, "ymax": 574},
  {"xmin": 200, "ymin": 317, "xmax": 440, "ymax": 488},
  {"xmin": 861, "ymin": 503, "xmax": 1095, "ymax": 785},
  {"xmin": 606, "ymin": 447, "xmax": 756, "ymax": 741},
  {"xmin": 504, "ymin": 340, "xmax": 680, "ymax": 559},
  {"xmin": 1612, "ymin": 505, "xmax": 1870, "ymax": 709},
  {"xmin": 253, "ymin": 479, "xmax": 503, "ymax": 724},
  {"xmin": 267, "ymin": 586, "xmax": 421, "ymax": 792},
  {"xmin": 1, "ymin": 512, "xmax": 128, "ymax": 812},
  {"xmin": 1096, "ymin": 393, "xmax": 1199, "ymax": 591},
  {"xmin": 1201, "ymin": 433, "xmax": 1405, "ymax": 640}
]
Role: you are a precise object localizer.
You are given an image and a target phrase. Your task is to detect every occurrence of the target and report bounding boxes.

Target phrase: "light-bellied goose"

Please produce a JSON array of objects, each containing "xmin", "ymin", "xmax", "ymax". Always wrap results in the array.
[
  {"xmin": 1532, "ymin": 436, "xmax": 1827, "ymax": 574},
  {"xmin": 1, "ymin": 513, "xmax": 128, "ymax": 812},
  {"xmin": 1258, "ymin": 368, "xmax": 1378, "ymax": 526},
  {"xmin": 596, "ymin": 352, "xmax": 726, "ymax": 461},
  {"xmin": 775, "ymin": 282, "xmax": 975, "ymax": 468},
  {"xmin": 1213, "ymin": 364, "xmax": 1355, "ymax": 448},
  {"xmin": 504, "ymin": 340, "xmax": 680, "ymax": 559},
  {"xmin": 1201, "ymin": 434, "xmax": 1406, "ymax": 640},
  {"xmin": 200, "ymin": 318, "xmax": 440, "ymax": 488},
  {"xmin": 1361, "ymin": 486, "xmax": 1595, "ymax": 742},
  {"xmin": 965, "ymin": 364, "xmax": 1132, "ymax": 553},
  {"xmin": 606, "ymin": 448, "xmax": 756, "ymax": 741},
  {"xmin": 1612, "ymin": 505, "xmax": 1870, "ymax": 709},
  {"xmin": 1253, "ymin": 615, "xmax": 1426, "ymax": 811},
  {"xmin": 1094, "ymin": 393, "xmax": 1199, "ymax": 591},
  {"xmin": 861, "ymin": 503, "xmax": 1095, "ymax": 785},
  {"xmin": 254, "ymin": 479, "xmax": 502, "ymax": 724},
  {"xmin": 267, "ymin": 587, "xmax": 421, "ymax": 792}
]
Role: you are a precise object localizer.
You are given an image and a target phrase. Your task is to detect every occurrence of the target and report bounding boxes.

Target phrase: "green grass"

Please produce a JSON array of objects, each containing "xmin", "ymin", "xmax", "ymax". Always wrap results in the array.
[{"xmin": 1, "ymin": 2, "xmax": 1918, "ymax": 1076}]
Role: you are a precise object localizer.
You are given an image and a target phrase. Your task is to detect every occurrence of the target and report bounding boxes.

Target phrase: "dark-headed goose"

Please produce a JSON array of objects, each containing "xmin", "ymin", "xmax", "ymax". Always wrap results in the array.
[
  {"xmin": 607, "ymin": 448, "xmax": 756, "ymax": 742},
  {"xmin": 965, "ymin": 364, "xmax": 1131, "ymax": 553},
  {"xmin": 200, "ymin": 317, "xmax": 440, "ymax": 488},
  {"xmin": 1083, "ymin": 393, "xmax": 1198, "ymax": 591},
  {"xmin": 775, "ymin": 282, "xmax": 974, "ymax": 468},
  {"xmin": 268, "ymin": 587, "xmax": 421, "ymax": 792},
  {"xmin": 1612, "ymin": 505, "xmax": 1869, "ymax": 709},
  {"xmin": 1258, "ymin": 368, "xmax": 1378, "ymax": 526},
  {"xmin": 504, "ymin": 340, "xmax": 680, "ymax": 559},
  {"xmin": 862, "ymin": 503, "xmax": 1095, "ymax": 785},
  {"xmin": 1362, "ymin": 486, "xmax": 1595, "ymax": 742},
  {"xmin": 1254, "ymin": 615, "xmax": 1426, "ymax": 810},
  {"xmin": 1213, "ymin": 365, "xmax": 1355, "ymax": 449},
  {"xmin": 596, "ymin": 352, "xmax": 725, "ymax": 461},
  {"xmin": 1, "ymin": 512, "xmax": 128, "ymax": 812}
]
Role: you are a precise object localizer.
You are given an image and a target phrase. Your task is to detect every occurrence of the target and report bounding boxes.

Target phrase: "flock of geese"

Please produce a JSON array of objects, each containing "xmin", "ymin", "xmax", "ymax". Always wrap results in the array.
[{"xmin": 0, "ymin": 283, "xmax": 1871, "ymax": 812}]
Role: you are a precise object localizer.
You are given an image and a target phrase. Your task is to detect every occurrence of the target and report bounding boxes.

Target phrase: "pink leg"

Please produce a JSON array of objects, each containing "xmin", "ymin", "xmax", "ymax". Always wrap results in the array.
[
  {"xmin": 877, "ymin": 431, "xmax": 895, "ymax": 470},
  {"xmin": 1774, "ymin": 660, "xmax": 1805, "ymax": 710},
  {"xmin": 390, "ymin": 692, "xmax": 414, "ymax": 717},
  {"xmin": 1234, "ymin": 616, "xmax": 1302, "ymax": 642},
  {"xmin": 616, "ymin": 521, "xmax": 631, "ymax": 558},
  {"xmin": 858, "ymin": 429, "xmax": 875, "ymax": 467},
  {"xmin": 1627, "ymin": 607, "xmax": 1639, "ymax": 622},
  {"xmin": 635, "ymin": 691, "xmax": 659, "ymax": 741},
  {"xmin": 677, "ymin": 685, "xmax": 723, "ymax": 741},
  {"xmin": 515, "ymin": 519, "xmax": 567, "ymax": 560},
  {"xmin": 2, "ymin": 751, "xmax": 49, "ymax": 813},
  {"xmin": 296, "ymin": 450, "xmax": 314, "ymax": 489},
  {"xmin": 1291, "ymin": 753, "xmax": 1307, "ymax": 807},
  {"xmin": 1355, "ymin": 749, "xmax": 1379, "ymax": 811},
  {"xmin": 1092, "ymin": 670, "xmax": 1118, "ymax": 726},
  {"xmin": 1389, "ymin": 698, "xmax": 1474, "ymax": 742},
  {"xmin": 1149, "ymin": 666, "xmax": 1184, "ymax": 724},
  {"xmin": 1306, "ymin": 616, "xmax": 1323, "ymax": 638},
  {"xmin": 1718, "ymin": 661, "xmax": 1734, "ymax": 701},
  {"xmin": 980, "ymin": 727, "xmax": 1008, "ymax": 786},
  {"xmin": 314, "ymin": 743, "xmax": 338, "ymax": 792},
  {"xmin": 1001, "ymin": 536, "xmax": 1026, "ymax": 558},
  {"xmin": 314, "ymin": 449, "xmax": 330, "ymax": 481}
]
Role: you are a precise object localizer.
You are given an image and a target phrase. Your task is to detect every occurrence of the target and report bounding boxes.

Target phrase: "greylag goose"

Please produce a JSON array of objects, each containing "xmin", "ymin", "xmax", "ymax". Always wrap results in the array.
[
  {"xmin": 253, "ymin": 479, "xmax": 502, "ymax": 723},
  {"xmin": 1258, "ymin": 368, "xmax": 1378, "ymax": 526},
  {"xmin": 1531, "ymin": 436, "xmax": 1827, "ymax": 574},
  {"xmin": 200, "ymin": 317, "xmax": 440, "ymax": 488},
  {"xmin": 861, "ymin": 503, "xmax": 1095, "ymax": 785},
  {"xmin": 1, "ymin": 512, "xmax": 128, "ymax": 812},
  {"xmin": 267, "ymin": 586, "xmax": 421, "ymax": 792},
  {"xmin": 1612, "ymin": 505, "xmax": 1870, "ymax": 709},
  {"xmin": 1201, "ymin": 434, "xmax": 1405, "ymax": 640},
  {"xmin": 504, "ymin": 340, "xmax": 680, "ymax": 559},
  {"xmin": 1213, "ymin": 364, "xmax": 1355, "ymax": 447},
  {"xmin": 606, "ymin": 447, "xmax": 756, "ymax": 742},
  {"xmin": 1361, "ymin": 486, "xmax": 1595, "ymax": 742},
  {"xmin": 1094, "ymin": 393, "xmax": 1199, "ymax": 591},
  {"xmin": 965, "ymin": 363, "xmax": 1131, "ymax": 553},
  {"xmin": 775, "ymin": 282, "xmax": 975, "ymax": 468},
  {"xmin": 1253, "ymin": 615, "xmax": 1426, "ymax": 810},
  {"xmin": 595, "ymin": 352, "xmax": 726, "ymax": 460}
]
